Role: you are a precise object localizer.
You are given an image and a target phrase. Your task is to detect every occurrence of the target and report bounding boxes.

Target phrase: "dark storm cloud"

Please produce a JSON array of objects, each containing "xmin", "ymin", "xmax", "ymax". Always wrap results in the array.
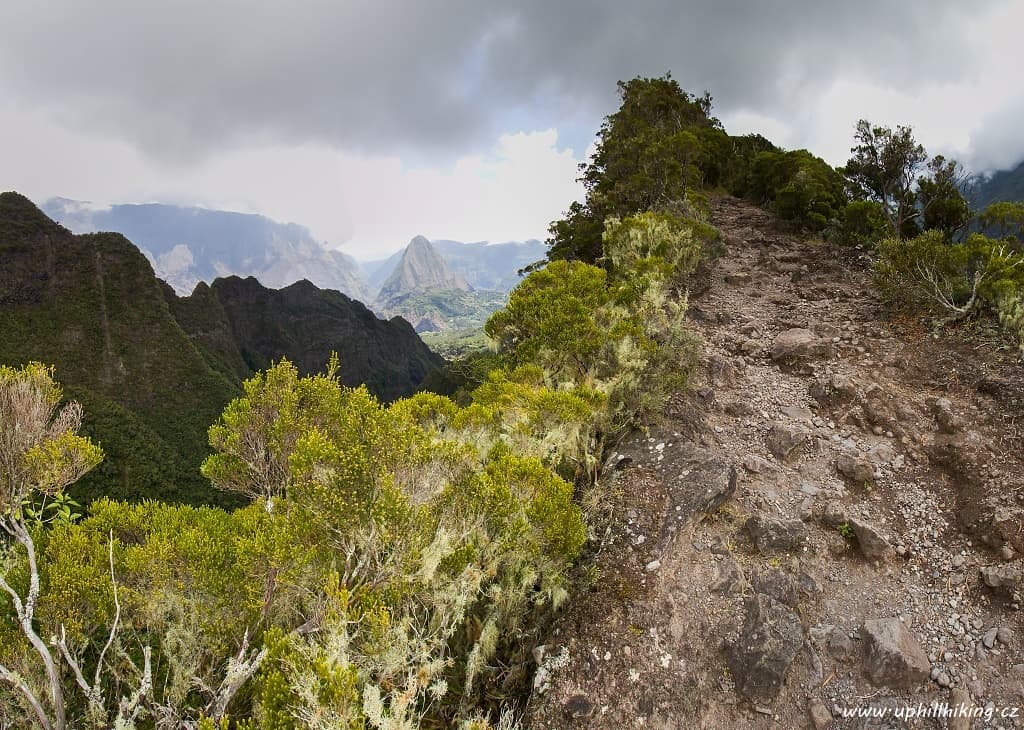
[{"xmin": 0, "ymin": 0, "xmax": 997, "ymax": 162}]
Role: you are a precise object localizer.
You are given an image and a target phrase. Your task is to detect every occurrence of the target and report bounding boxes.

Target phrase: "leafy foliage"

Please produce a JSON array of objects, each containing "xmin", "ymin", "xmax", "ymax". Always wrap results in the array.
[
  {"xmin": 742, "ymin": 149, "xmax": 847, "ymax": 230},
  {"xmin": 546, "ymin": 74, "xmax": 721, "ymax": 264},
  {"xmin": 875, "ymin": 231, "xmax": 1024, "ymax": 334},
  {"xmin": 826, "ymin": 200, "xmax": 890, "ymax": 249},
  {"xmin": 979, "ymin": 201, "xmax": 1024, "ymax": 243},
  {"xmin": 917, "ymin": 155, "xmax": 971, "ymax": 238}
]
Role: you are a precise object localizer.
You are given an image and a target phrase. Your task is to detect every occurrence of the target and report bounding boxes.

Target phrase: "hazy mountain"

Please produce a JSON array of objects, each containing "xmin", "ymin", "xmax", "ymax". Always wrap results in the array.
[
  {"xmin": 41, "ymin": 198, "xmax": 372, "ymax": 301},
  {"xmin": 431, "ymin": 238, "xmax": 545, "ymax": 291},
  {"xmin": 0, "ymin": 192, "xmax": 441, "ymax": 505},
  {"xmin": 971, "ymin": 159, "xmax": 1024, "ymax": 210},
  {"xmin": 377, "ymin": 235, "xmax": 472, "ymax": 303},
  {"xmin": 362, "ymin": 237, "xmax": 545, "ymax": 293}
]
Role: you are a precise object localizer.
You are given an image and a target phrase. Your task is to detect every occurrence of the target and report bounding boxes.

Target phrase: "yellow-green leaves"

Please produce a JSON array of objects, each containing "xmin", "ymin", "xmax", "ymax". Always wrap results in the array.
[{"xmin": 0, "ymin": 362, "xmax": 102, "ymax": 514}]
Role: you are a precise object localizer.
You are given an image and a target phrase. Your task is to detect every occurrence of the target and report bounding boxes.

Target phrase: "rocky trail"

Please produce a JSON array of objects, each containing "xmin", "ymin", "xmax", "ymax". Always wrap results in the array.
[{"xmin": 526, "ymin": 196, "xmax": 1024, "ymax": 729}]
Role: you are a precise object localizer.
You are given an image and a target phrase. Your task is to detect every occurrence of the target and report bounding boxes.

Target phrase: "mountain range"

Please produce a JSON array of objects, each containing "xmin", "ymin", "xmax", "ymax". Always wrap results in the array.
[
  {"xmin": 1, "ymin": 192, "xmax": 441, "ymax": 506},
  {"xmin": 42, "ymin": 198, "xmax": 373, "ymax": 301},
  {"xmin": 41, "ymin": 197, "xmax": 547, "ymax": 333}
]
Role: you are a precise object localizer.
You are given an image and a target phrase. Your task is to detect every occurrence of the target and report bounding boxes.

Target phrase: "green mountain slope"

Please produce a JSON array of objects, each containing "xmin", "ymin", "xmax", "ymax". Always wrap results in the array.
[
  {"xmin": 0, "ymin": 191, "xmax": 240, "ymax": 505},
  {"xmin": 167, "ymin": 275, "xmax": 443, "ymax": 402}
]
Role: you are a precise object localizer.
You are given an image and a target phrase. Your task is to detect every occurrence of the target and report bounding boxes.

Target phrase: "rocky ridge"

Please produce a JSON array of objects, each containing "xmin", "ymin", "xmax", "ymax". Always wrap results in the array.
[{"xmin": 527, "ymin": 196, "xmax": 1024, "ymax": 729}]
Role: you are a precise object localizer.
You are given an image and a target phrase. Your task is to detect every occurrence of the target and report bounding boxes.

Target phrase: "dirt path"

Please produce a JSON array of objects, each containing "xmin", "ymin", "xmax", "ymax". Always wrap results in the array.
[{"xmin": 527, "ymin": 197, "xmax": 1024, "ymax": 729}]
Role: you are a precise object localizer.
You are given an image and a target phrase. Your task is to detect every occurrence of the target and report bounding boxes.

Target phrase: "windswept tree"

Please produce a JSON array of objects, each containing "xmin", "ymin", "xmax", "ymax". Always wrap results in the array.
[
  {"xmin": 844, "ymin": 120, "xmax": 928, "ymax": 237},
  {"xmin": 980, "ymin": 201, "xmax": 1024, "ymax": 242}
]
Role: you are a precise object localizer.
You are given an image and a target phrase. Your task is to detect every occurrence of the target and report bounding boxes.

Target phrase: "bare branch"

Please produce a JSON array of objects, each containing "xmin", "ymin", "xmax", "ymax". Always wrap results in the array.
[{"xmin": 0, "ymin": 662, "xmax": 53, "ymax": 730}]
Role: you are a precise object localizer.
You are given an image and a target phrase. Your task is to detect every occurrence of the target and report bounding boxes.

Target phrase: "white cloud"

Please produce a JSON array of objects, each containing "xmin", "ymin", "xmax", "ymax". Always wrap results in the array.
[{"xmin": 0, "ymin": 103, "xmax": 583, "ymax": 258}]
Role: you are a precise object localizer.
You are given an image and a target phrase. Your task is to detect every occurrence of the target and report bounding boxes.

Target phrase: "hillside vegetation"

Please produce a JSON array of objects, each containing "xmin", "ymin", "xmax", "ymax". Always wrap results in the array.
[
  {"xmin": 2, "ymin": 73, "xmax": 1024, "ymax": 729},
  {"xmin": 0, "ymin": 196, "xmax": 442, "ymax": 506}
]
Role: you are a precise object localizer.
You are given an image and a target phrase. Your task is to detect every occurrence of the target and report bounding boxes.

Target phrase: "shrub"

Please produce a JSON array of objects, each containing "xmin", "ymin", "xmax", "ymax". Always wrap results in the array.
[
  {"xmin": 745, "ymin": 150, "xmax": 847, "ymax": 230},
  {"xmin": 875, "ymin": 231, "xmax": 1024, "ymax": 329},
  {"xmin": 826, "ymin": 200, "xmax": 890, "ymax": 248}
]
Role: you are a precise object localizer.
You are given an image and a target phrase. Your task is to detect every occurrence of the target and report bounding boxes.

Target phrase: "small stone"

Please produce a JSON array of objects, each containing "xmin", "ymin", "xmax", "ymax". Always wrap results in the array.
[
  {"xmin": 808, "ymin": 698, "xmax": 832, "ymax": 730},
  {"xmin": 821, "ymin": 499, "xmax": 847, "ymax": 528},
  {"xmin": 980, "ymin": 563, "xmax": 1022, "ymax": 595},
  {"xmin": 836, "ymin": 452, "xmax": 875, "ymax": 483},
  {"xmin": 936, "ymin": 671, "xmax": 951, "ymax": 687},
  {"xmin": 996, "ymin": 627, "xmax": 1014, "ymax": 644},
  {"xmin": 949, "ymin": 688, "xmax": 973, "ymax": 730},
  {"xmin": 766, "ymin": 422, "xmax": 810, "ymax": 462},
  {"xmin": 746, "ymin": 513, "xmax": 808, "ymax": 554},
  {"xmin": 564, "ymin": 694, "xmax": 595, "ymax": 719},
  {"xmin": 645, "ymin": 560, "xmax": 661, "ymax": 572},
  {"xmin": 826, "ymin": 628, "xmax": 854, "ymax": 660},
  {"xmin": 848, "ymin": 518, "xmax": 894, "ymax": 562},
  {"xmin": 982, "ymin": 628, "xmax": 997, "ymax": 649}
]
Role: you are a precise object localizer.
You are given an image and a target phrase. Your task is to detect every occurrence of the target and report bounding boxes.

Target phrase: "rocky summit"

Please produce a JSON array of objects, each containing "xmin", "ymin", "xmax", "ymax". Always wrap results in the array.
[{"xmin": 526, "ymin": 196, "xmax": 1024, "ymax": 728}]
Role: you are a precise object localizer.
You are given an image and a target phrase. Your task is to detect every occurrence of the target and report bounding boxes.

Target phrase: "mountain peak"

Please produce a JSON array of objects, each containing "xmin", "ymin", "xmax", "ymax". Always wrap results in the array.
[
  {"xmin": 377, "ymin": 235, "xmax": 472, "ymax": 303},
  {"xmin": 1, "ymin": 192, "xmax": 66, "ymax": 241}
]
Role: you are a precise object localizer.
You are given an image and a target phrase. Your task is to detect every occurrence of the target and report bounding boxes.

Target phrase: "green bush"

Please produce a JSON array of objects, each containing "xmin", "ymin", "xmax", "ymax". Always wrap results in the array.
[
  {"xmin": 875, "ymin": 231, "xmax": 1024, "ymax": 330},
  {"xmin": 744, "ymin": 150, "xmax": 847, "ymax": 230},
  {"xmin": 826, "ymin": 200, "xmax": 889, "ymax": 248}
]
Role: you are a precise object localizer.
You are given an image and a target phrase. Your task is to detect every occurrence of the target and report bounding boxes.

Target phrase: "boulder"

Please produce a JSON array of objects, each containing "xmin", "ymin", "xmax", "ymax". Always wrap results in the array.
[
  {"xmin": 746, "ymin": 513, "xmax": 808, "ymax": 554},
  {"xmin": 771, "ymin": 328, "xmax": 830, "ymax": 367},
  {"xmin": 835, "ymin": 452, "xmax": 875, "ymax": 483},
  {"xmin": 727, "ymin": 594, "xmax": 804, "ymax": 701},
  {"xmin": 766, "ymin": 422, "xmax": 810, "ymax": 462},
  {"xmin": 860, "ymin": 618, "xmax": 930, "ymax": 689}
]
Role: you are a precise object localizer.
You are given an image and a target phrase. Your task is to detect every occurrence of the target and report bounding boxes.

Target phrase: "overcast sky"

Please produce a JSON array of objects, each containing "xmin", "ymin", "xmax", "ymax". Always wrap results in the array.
[{"xmin": 2, "ymin": 0, "xmax": 1022, "ymax": 258}]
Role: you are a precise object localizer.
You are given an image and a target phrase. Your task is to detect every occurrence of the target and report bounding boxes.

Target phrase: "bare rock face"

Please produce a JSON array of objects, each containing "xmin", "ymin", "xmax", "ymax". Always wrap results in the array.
[
  {"xmin": 860, "ymin": 618, "xmax": 930, "ymax": 689},
  {"xmin": 766, "ymin": 422, "xmax": 810, "ymax": 462},
  {"xmin": 727, "ymin": 594, "xmax": 804, "ymax": 701}
]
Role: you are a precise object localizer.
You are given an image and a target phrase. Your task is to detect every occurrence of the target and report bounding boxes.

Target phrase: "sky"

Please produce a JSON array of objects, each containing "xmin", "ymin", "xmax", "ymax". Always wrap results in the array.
[{"xmin": 2, "ymin": 0, "xmax": 1022, "ymax": 258}]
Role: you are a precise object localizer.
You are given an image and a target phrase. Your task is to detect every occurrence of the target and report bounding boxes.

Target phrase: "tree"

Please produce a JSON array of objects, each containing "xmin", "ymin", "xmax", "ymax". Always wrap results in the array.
[
  {"xmin": 547, "ymin": 74, "xmax": 720, "ymax": 264},
  {"xmin": 917, "ymin": 155, "xmax": 971, "ymax": 238},
  {"xmin": 844, "ymin": 120, "xmax": 927, "ymax": 237},
  {"xmin": 0, "ymin": 363, "xmax": 103, "ymax": 730}
]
